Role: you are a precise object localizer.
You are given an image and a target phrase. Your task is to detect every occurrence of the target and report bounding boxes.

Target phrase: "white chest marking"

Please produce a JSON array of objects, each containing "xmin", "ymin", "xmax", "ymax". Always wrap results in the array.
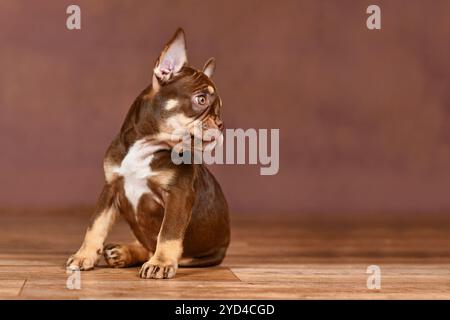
[{"xmin": 114, "ymin": 139, "xmax": 163, "ymax": 214}]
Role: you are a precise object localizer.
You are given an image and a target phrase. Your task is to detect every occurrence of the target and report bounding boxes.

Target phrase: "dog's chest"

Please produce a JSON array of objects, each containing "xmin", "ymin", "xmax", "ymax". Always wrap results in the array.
[{"xmin": 114, "ymin": 139, "xmax": 161, "ymax": 213}]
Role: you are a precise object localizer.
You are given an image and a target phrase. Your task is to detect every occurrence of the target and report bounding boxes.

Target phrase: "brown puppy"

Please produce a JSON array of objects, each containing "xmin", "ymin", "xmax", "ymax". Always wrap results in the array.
[{"xmin": 66, "ymin": 28, "xmax": 230, "ymax": 279}]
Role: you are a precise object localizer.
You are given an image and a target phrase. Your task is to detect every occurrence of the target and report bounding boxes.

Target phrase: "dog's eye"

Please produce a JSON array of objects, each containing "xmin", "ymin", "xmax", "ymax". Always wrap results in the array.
[{"xmin": 195, "ymin": 95, "xmax": 207, "ymax": 106}]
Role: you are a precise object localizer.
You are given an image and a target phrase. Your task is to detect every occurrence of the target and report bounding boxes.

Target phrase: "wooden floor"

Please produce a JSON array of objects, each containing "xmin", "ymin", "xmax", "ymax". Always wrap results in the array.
[{"xmin": 1, "ymin": 208, "xmax": 450, "ymax": 299}]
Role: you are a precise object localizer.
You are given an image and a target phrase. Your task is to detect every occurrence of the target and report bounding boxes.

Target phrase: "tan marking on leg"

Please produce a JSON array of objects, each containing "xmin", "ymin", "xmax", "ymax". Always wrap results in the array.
[
  {"xmin": 67, "ymin": 208, "xmax": 117, "ymax": 270},
  {"xmin": 139, "ymin": 239, "xmax": 183, "ymax": 279},
  {"xmin": 83, "ymin": 208, "xmax": 116, "ymax": 251},
  {"xmin": 152, "ymin": 239, "xmax": 183, "ymax": 263}
]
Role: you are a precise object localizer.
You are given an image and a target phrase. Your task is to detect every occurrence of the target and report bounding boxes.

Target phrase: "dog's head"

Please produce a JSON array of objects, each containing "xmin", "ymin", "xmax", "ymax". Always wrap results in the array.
[{"xmin": 146, "ymin": 28, "xmax": 223, "ymax": 149}]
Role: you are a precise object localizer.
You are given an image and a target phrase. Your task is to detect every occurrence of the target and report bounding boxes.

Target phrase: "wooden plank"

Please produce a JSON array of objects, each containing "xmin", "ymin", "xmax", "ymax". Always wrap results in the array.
[
  {"xmin": 0, "ymin": 209, "xmax": 449, "ymax": 299},
  {"xmin": 0, "ymin": 280, "xmax": 26, "ymax": 298}
]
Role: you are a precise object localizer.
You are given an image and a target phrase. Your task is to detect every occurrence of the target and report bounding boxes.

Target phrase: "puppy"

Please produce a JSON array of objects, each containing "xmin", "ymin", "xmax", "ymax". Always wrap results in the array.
[{"xmin": 66, "ymin": 28, "xmax": 230, "ymax": 279}]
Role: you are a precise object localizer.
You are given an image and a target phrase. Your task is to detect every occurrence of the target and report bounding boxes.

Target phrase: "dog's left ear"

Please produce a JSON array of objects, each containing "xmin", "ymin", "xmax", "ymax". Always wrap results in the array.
[
  {"xmin": 202, "ymin": 57, "xmax": 216, "ymax": 78},
  {"xmin": 153, "ymin": 28, "xmax": 188, "ymax": 84}
]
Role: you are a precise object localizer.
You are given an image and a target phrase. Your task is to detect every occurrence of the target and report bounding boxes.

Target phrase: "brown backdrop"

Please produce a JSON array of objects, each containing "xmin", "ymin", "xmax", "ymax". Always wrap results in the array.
[{"xmin": 1, "ymin": 0, "xmax": 450, "ymax": 215}]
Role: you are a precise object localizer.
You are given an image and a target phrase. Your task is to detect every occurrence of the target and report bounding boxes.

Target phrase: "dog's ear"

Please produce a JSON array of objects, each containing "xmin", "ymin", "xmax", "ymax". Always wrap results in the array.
[
  {"xmin": 202, "ymin": 57, "xmax": 216, "ymax": 78},
  {"xmin": 153, "ymin": 28, "xmax": 187, "ymax": 84}
]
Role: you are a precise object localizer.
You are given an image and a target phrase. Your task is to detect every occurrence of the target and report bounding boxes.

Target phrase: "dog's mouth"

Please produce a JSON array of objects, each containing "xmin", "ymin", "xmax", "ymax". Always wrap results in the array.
[
  {"xmin": 165, "ymin": 118, "xmax": 223, "ymax": 152},
  {"xmin": 190, "ymin": 133, "xmax": 223, "ymax": 150},
  {"xmin": 188, "ymin": 119, "xmax": 224, "ymax": 147}
]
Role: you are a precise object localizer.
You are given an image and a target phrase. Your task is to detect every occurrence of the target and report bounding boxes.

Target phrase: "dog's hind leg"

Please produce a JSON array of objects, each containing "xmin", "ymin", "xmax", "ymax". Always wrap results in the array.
[
  {"xmin": 103, "ymin": 240, "xmax": 150, "ymax": 268},
  {"xmin": 179, "ymin": 247, "xmax": 227, "ymax": 267}
]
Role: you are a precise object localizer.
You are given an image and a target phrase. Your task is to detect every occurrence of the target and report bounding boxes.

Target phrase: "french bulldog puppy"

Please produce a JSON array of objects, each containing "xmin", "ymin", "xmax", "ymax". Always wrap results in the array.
[{"xmin": 66, "ymin": 28, "xmax": 230, "ymax": 279}]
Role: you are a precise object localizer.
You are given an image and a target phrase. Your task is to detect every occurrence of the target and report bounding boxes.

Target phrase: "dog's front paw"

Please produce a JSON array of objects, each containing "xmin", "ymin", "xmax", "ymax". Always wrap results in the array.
[
  {"xmin": 139, "ymin": 258, "xmax": 177, "ymax": 279},
  {"xmin": 66, "ymin": 251, "xmax": 99, "ymax": 271}
]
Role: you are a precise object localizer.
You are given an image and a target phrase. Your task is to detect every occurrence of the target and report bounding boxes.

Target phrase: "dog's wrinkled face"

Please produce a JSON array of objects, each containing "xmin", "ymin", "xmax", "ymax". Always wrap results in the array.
[{"xmin": 149, "ymin": 29, "xmax": 223, "ymax": 147}]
